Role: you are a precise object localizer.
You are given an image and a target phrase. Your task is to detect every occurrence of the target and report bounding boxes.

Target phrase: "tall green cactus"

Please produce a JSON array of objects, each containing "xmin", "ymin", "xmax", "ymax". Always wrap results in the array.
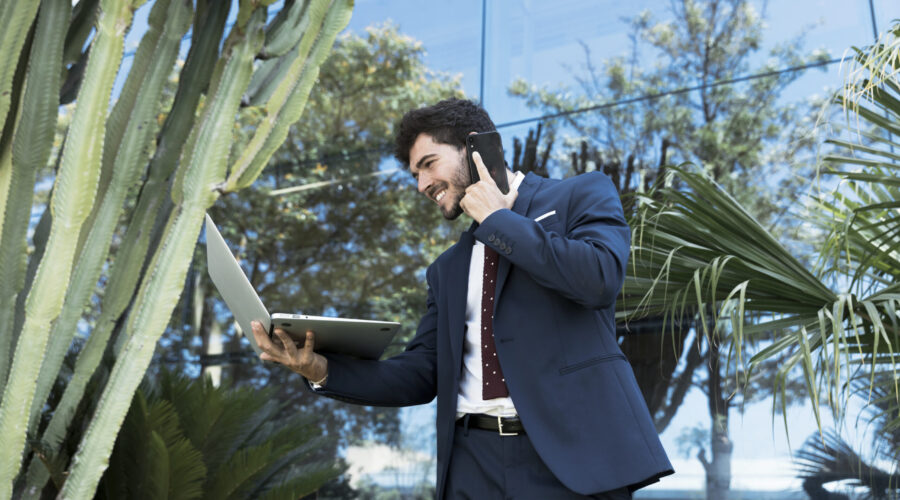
[
  {"xmin": 0, "ymin": 0, "xmax": 134, "ymax": 495},
  {"xmin": 26, "ymin": 0, "xmax": 189, "ymax": 437},
  {"xmin": 57, "ymin": 7, "xmax": 268, "ymax": 497},
  {"xmin": 0, "ymin": 0, "xmax": 353, "ymax": 497},
  {"xmin": 22, "ymin": 3, "xmax": 231, "ymax": 493}
]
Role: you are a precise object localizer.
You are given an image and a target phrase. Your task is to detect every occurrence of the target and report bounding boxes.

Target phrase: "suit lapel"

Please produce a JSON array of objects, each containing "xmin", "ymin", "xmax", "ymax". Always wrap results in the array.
[
  {"xmin": 495, "ymin": 173, "xmax": 539, "ymax": 303},
  {"xmin": 447, "ymin": 226, "xmax": 475, "ymax": 368}
]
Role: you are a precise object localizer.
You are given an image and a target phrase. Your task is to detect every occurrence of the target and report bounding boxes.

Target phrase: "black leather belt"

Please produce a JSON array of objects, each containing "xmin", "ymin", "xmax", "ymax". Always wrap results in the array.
[{"xmin": 456, "ymin": 414, "xmax": 525, "ymax": 435}]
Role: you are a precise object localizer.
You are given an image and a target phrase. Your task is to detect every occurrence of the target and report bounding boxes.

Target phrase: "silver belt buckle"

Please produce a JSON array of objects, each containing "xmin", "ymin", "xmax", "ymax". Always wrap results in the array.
[{"xmin": 498, "ymin": 416, "xmax": 518, "ymax": 436}]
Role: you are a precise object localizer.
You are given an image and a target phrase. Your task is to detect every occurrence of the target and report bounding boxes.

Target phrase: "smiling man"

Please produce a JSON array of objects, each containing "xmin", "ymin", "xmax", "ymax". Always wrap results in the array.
[
  {"xmin": 409, "ymin": 132, "xmax": 474, "ymax": 220},
  {"xmin": 252, "ymin": 98, "xmax": 673, "ymax": 499}
]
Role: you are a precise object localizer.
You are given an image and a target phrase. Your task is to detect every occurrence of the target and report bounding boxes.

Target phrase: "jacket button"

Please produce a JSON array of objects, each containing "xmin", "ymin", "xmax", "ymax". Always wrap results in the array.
[
  {"xmin": 505, "ymin": 248, "xmax": 512, "ymax": 255},
  {"xmin": 489, "ymin": 234, "xmax": 496, "ymax": 243}
]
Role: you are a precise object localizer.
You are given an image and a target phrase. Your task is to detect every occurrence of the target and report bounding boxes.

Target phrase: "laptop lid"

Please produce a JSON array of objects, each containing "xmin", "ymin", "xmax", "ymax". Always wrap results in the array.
[
  {"xmin": 204, "ymin": 214, "xmax": 401, "ymax": 360},
  {"xmin": 205, "ymin": 213, "xmax": 268, "ymax": 355}
]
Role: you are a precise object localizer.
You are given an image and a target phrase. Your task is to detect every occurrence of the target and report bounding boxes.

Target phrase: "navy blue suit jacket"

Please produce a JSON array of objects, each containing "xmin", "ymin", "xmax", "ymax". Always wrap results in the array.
[{"xmin": 315, "ymin": 171, "xmax": 673, "ymax": 496}]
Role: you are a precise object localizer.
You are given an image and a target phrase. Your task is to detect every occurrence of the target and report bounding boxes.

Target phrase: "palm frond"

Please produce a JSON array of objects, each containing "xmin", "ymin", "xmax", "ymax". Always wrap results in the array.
[
  {"xmin": 624, "ymin": 165, "xmax": 900, "ymax": 428},
  {"xmin": 143, "ymin": 371, "xmax": 337, "ymax": 500},
  {"xmin": 254, "ymin": 462, "xmax": 342, "ymax": 500},
  {"xmin": 202, "ymin": 442, "xmax": 275, "ymax": 500},
  {"xmin": 98, "ymin": 390, "xmax": 206, "ymax": 500}
]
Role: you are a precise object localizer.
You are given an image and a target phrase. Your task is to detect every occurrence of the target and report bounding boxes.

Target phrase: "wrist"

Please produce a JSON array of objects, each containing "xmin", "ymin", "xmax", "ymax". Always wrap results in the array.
[{"xmin": 309, "ymin": 358, "xmax": 328, "ymax": 385}]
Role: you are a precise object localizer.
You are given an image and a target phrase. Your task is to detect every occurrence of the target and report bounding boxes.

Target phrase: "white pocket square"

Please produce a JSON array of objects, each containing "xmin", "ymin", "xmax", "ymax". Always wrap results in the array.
[{"xmin": 534, "ymin": 210, "xmax": 556, "ymax": 222}]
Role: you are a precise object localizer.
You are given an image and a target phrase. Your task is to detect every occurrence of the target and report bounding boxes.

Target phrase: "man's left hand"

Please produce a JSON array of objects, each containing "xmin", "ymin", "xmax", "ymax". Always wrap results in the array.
[{"xmin": 460, "ymin": 151, "xmax": 518, "ymax": 224}]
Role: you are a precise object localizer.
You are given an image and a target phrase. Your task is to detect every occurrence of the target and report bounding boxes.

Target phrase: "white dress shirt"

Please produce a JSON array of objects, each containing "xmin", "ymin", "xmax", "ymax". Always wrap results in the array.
[{"xmin": 456, "ymin": 171, "xmax": 525, "ymax": 418}]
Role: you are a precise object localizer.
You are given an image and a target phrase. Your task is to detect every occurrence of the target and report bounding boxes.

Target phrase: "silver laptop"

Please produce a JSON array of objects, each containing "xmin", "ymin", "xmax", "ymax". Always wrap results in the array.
[{"xmin": 204, "ymin": 213, "xmax": 400, "ymax": 360}]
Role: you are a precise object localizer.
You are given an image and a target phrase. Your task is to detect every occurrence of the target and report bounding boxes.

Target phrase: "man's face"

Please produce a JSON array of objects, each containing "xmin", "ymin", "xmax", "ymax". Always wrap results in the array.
[{"xmin": 408, "ymin": 133, "xmax": 471, "ymax": 220}]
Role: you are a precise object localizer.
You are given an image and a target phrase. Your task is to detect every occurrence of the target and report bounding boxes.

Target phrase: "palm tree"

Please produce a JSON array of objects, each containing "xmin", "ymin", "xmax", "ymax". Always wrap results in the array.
[{"xmin": 620, "ymin": 20, "xmax": 900, "ymax": 497}]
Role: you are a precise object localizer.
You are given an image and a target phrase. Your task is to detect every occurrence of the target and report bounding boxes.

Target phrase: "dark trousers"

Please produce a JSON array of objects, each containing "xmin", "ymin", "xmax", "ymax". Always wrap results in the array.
[{"xmin": 445, "ymin": 420, "xmax": 632, "ymax": 499}]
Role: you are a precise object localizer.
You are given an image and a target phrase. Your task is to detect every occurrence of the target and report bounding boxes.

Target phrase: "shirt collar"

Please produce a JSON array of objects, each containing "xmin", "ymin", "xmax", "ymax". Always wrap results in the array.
[{"xmin": 510, "ymin": 171, "xmax": 525, "ymax": 192}]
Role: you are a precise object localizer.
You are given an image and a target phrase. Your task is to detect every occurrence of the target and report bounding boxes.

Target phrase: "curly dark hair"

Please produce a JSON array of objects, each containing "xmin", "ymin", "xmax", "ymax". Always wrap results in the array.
[{"xmin": 394, "ymin": 98, "xmax": 496, "ymax": 167}]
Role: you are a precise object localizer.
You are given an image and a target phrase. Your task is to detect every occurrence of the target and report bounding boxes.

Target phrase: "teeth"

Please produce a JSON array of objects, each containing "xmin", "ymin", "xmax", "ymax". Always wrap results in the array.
[{"xmin": 435, "ymin": 190, "xmax": 446, "ymax": 202}]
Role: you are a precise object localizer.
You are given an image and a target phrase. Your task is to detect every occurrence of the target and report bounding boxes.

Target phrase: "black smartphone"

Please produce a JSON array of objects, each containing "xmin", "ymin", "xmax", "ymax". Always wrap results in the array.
[{"xmin": 466, "ymin": 131, "xmax": 510, "ymax": 194}]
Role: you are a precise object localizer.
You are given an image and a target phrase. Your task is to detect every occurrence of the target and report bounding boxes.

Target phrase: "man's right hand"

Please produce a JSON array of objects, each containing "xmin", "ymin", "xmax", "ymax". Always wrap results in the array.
[{"xmin": 251, "ymin": 321, "xmax": 329, "ymax": 384}]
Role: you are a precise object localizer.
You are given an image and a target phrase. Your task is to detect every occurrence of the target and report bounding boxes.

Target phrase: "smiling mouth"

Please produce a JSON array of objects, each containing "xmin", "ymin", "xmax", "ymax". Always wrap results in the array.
[{"xmin": 434, "ymin": 189, "xmax": 447, "ymax": 203}]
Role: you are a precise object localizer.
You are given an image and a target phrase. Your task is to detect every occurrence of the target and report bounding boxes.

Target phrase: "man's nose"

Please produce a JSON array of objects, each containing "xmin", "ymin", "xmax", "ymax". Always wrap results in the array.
[{"xmin": 417, "ymin": 173, "xmax": 430, "ymax": 194}]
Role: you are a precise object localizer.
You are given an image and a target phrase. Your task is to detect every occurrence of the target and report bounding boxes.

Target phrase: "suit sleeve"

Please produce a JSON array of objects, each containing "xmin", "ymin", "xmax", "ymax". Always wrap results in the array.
[
  {"xmin": 309, "ymin": 266, "xmax": 439, "ymax": 407},
  {"xmin": 474, "ymin": 172, "xmax": 629, "ymax": 309}
]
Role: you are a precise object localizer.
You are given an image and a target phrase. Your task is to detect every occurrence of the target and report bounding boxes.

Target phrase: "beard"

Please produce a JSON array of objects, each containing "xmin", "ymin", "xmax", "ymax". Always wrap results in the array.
[{"xmin": 439, "ymin": 157, "xmax": 472, "ymax": 220}]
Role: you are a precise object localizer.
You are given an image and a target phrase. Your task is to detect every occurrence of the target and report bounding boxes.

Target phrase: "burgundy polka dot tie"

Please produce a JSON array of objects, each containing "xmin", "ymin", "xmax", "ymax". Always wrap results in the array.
[{"xmin": 481, "ymin": 246, "xmax": 508, "ymax": 399}]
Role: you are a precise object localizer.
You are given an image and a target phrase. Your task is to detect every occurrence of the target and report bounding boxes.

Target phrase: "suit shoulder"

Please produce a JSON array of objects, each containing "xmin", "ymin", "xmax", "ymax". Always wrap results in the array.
[{"xmin": 567, "ymin": 171, "xmax": 615, "ymax": 189}]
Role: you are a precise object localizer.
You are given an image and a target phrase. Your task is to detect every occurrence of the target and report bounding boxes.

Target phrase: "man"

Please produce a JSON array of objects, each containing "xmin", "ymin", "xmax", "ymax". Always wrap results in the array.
[{"xmin": 251, "ymin": 98, "xmax": 673, "ymax": 498}]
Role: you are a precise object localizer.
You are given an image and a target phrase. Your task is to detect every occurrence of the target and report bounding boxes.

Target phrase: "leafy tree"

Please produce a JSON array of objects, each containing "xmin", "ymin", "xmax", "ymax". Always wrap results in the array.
[
  {"xmin": 509, "ymin": 1, "xmax": 829, "ymax": 497},
  {"xmin": 511, "ymin": 0, "xmax": 829, "ymax": 221}
]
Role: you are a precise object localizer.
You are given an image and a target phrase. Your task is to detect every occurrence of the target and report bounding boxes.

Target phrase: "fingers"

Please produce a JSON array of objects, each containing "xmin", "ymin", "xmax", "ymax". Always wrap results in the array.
[
  {"xmin": 252, "ymin": 321, "xmax": 325, "ymax": 380},
  {"xmin": 302, "ymin": 330, "xmax": 315, "ymax": 354},
  {"xmin": 471, "ymin": 151, "xmax": 495, "ymax": 186},
  {"xmin": 253, "ymin": 321, "xmax": 286, "ymax": 364},
  {"xmin": 273, "ymin": 329, "xmax": 299, "ymax": 358},
  {"xmin": 251, "ymin": 321, "xmax": 276, "ymax": 351}
]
